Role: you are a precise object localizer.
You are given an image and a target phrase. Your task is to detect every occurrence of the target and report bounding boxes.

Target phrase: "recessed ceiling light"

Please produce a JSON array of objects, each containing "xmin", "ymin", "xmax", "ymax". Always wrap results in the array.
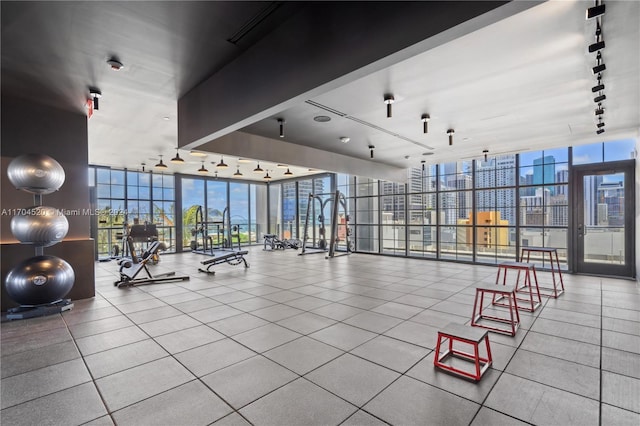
[
  {"xmin": 340, "ymin": 137, "xmax": 350, "ymax": 144},
  {"xmin": 162, "ymin": 116, "xmax": 170, "ymax": 121},
  {"xmin": 106, "ymin": 57, "xmax": 124, "ymax": 71},
  {"xmin": 313, "ymin": 115, "xmax": 331, "ymax": 122}
]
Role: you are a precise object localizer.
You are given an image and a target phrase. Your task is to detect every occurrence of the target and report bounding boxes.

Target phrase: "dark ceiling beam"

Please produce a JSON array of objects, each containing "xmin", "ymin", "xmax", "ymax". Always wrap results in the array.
[{"xmin": 178, "ymin": 1, "xmax": 538, "ymax": 149}]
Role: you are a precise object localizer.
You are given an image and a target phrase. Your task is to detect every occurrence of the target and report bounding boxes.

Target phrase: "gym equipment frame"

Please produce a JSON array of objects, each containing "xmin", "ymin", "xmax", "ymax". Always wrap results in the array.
[
  {"xmin": 198, "ymin": 250, "xmax": 249, "ymax": 275},
  {"xmin": 299, "ymin": 190, "xmax": 352, "ymax": 258},
  {"xmin": 115, "ymin": 241, "xmax": 190, "ymax": 287}
]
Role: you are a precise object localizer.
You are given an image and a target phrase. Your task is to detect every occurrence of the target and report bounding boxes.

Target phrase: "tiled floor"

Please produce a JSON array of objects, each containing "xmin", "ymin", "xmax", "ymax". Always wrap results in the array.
[{"xmin": 2, "ymin": 248, "xmax": 640, "ymax": 425}]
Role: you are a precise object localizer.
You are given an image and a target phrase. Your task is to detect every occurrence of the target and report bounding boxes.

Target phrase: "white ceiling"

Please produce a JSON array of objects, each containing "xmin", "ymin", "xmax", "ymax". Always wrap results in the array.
[{"xmin": 2, "ymin": 1, "xmax": 638, "ymax": 182}]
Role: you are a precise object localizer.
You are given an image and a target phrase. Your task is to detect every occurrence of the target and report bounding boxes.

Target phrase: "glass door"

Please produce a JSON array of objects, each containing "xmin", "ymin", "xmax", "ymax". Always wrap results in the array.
[{"xmin": 573, "ymin": 160, "xmax": 634, "ymax": 277}]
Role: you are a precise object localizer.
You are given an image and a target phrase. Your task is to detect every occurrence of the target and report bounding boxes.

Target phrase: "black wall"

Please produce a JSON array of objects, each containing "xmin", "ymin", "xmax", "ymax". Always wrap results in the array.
[{"xmin": 1, "ymin": 95, "xmax": 95, "ymax": 311}]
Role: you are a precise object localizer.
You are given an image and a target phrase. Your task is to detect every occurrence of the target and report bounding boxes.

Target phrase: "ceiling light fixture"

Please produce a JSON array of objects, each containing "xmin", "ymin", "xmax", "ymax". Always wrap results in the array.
[
  {"xmin": 277, "ymin": 118, "xmax": 285, "ymax": 138},
  {"xmin": 171, "ymin": 148, "xmax": 184, "ymax": 164},
  {"xmin": 592, "ymin": 75, "xmax": 604, "ymax": 92},
  {"xmin": 276, "ymin": 164, "xmax": 288, "ymax": 169},
  {"xmin": 369, "ymin": 145, "xmax": 375, "ymax": 159},
  {"xmin": 233, "ymin": 167, "xmax": 243, "ymax": 177},
  {"xmin": 597, "ymin": 117, "xmax": 605, "ymax": 128},
  {"xmin": 237, "ymin": 158, "xmax": 252, "ymax": 163},
  {"xmin": 155, "ymin": 155, "xmax": 168, "ymax": 169},
  {"xmin": 421, "ymin": 114, "xmax": 430, "ymax": 133},
  {"xmin": 284, "ymin": 168, "xmax": 293, "ymax": 176},
  {"xmin": 141, "ymin": 162, "xmax": 146, "ymax": 172},
  {"xmin": 594, "ymin": 94, "xmax": 606, "ymax": 103},
  {"xmin": 592, "ymin": 52, "xmax": 606, "ymax": 74},
  {"xmin": 264, "ymin": 171, "xmax": 272, "ymax": 180},
  {"xmin": 106, "ymin": 57, "xmax": 124, "ymax": 71},
  {"xmin": 483, "ymin": 149, "xmax": 489, "ymax": 162},
  {"xmin": 89, "ymin": 87, "xmax": 102, "ymax": 110},
  {"xmin": 447, "ymin": 129, "xmax": 455, "ymax": 146},
  {"xmin": 595, "ymin": 103, "xmax": 605, "ymax": 115},
  {"xmin": 588, "ymin": 40, "xmax": 605, "ymax": 53},
  {"xmin": 340, "ymin": 137, "xmax": 350, "ymax": 144},
  {"xmin": 421, "ymin": 160, "xmax": 426, "ymax": 172},
  {"xmin": 253, "ymin": 162, "xmax": 264, "ymax": 173},
  {"xmin": 596, "ymin": 128, "xmax": 605, "ymax": 134},
  {"xmin": 586, "ymin": 3, "xmax": 605, "ymax": 19},
  {"xmin": 383, "ymin": 94, "xmax": 395, "ymax": 118},
  {"xmin": 216, "ymin": 156, "xmax": 228, "ymax": 168},
  {"xmin": 313, "ymin": 115, "xmax": 331, "ymax": 122},
  {"xmin": 190, "ymin": 150, "xmax": 207, "ymax": 157},
  {"xmin": 198, "ymin": 161, "xmax": 208, "ymax": 174}
]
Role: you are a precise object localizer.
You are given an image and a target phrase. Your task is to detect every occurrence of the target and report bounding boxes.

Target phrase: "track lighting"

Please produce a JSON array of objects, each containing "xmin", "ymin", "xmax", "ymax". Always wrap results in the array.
[
  {"xmin": 216, "ymin": 156, "xmax": 228, "ymax": 168},
  {"xmin": 447, "ymin": 129, "xmax": 455, "ymax": 146},
  {"xmin": 483, "ymin": 149, "xmax": 489, "ymax": 162},
  {"xmin": 197, "ymin": 161, "xmax": 208, "ymax": 174},
  {"xmin": 284, "ymin": 168, "xmax": 293, "ymax": 176},
  {"xmin": 369, "ymin": 145, "xmax": 375, "ymax": 159},
  {"xmin": 155, "ymin": 155, "xmax": 167, "ymax": 169},
  {"xmin": 383, "ymin": 94, "xmax": 395, "ymax": 118},
  {"xmin": 588, "ymin": 40, "xmax": 605, "ymax": 53},
  {"xmin": 594, "ymin": 94, "xmax": 606, "ymax": 103},
  {"xmin": 586, "ymin": 3, "xmax": 605, "ymax": 20},
  {"xmin": 595, "ymin": 104, "xmax": 605, "ymax": 115},
  {"xmin": 253, "ymin": 162, "xmax": 264, "ymax": 173},
  {"xmin": 233, "ymin": 166, "xmax": 243, "ymax": 177},
  {"xmin": 171, "ymin": 149, "xmax": 184, "ymax": 164},
  {"xmin": 277, "ymin": 118, "xmax": 285, "ymax": 138},
  {"xmin": 89, "ymin": 87, "xmax": 102, "ymax": 110},
  {"xmin": 421, "ymin": 114, "xmax": 430, "ymax": 133}
]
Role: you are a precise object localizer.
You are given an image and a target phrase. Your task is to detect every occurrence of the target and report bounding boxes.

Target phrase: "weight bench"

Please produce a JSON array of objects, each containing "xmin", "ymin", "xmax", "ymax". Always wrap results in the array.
[
  {"xmin": 115, "ymin": 241, "xmax": 190, "ymax": 288},
  {"xmin": 198, "ymin": 250, "xmax": 249, "ymax": 275},
  {"xmin": 434, "ymin": 323, "xmax": 493, "ymax": 381}
]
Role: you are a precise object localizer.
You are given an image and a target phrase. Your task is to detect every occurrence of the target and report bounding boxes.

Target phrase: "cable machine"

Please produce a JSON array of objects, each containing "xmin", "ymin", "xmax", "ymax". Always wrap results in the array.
[{"xmin": 299, "ymin": 190, "xmax": 352, "ymax": 258}]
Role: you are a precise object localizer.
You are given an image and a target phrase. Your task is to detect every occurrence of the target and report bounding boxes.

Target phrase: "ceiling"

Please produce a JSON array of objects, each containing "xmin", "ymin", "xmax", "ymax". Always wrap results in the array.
[{"xmin": 2, "ymin": 1, "xmax": 638, "ymax": 182}]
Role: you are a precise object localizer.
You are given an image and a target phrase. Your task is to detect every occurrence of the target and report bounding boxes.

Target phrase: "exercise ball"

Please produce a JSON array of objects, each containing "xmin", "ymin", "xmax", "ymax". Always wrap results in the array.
[
  {"xmin": 5, "ymin": 255, "xmax": 75, "ymax": 306},
  {"xmin": 10, "ymin": 206, "xmax": 68, "ymax": 246},
  {"xmin": 7, "ymin": 153, "xmax": 65, "ymax": 194}
]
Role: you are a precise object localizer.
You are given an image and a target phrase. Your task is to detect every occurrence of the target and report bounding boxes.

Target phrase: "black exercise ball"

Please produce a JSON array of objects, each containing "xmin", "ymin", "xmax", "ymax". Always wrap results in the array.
[
  {"xmin": 5, "ymin": 255, "xmax": 75, "ymax": 305},
  {"xmin": 10, "ymin": 206, "xmax": 69, "ymax": 246},
  {"xmin": 7, "ymin": 153, "xmax": 65, "ymax": 194}
]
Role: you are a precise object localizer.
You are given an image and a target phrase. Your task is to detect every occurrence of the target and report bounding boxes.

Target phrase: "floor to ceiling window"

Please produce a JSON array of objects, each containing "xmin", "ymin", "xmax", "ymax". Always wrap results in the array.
[
  {"xmin": 438, "ymin": 161, "xmax": 473, "ymax": 261},
  {"xmin": 407, "ymin": 164, "xmax": 437, "ymax": 258},
  {"xmin": 354, "ymin": 177, "xmax": 379, "ymax": 253}
]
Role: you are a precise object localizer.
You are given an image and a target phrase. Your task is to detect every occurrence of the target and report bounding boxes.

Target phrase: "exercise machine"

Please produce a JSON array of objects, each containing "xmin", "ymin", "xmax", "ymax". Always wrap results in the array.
[
  {"xmin": 263, "ymin": 234, "xmax": 301, "ymax": 250},
  {"xmin": 299, "ymin": 190, "xmax": 352, "ymax": 258},
  {"xmin": 190, "ymin": 206, "xmax": 241, "ymax": 255},
  {"xmin": 198, "ymin": 250, "xmax": 249, "ymax": 275},
  {"xmin": 114, "ymin": 241, "xmax": 189, "ymax": 287}
]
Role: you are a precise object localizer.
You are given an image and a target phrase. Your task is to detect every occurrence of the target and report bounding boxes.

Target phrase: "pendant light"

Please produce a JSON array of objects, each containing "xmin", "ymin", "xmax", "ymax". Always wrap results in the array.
[
  {"xmin": 171, "ymin": 149, "xmax": 184, "ymax": 164},
  {"xmin": 284, "ymin": 168, "xmax": 293, "ymax": 176},
  {"xmin": 253, "ymin": 162, "xmax": 264, "ymax": 173},
  {"xmin": 264, "ymin": 171, "xmax": 272, "ymax": 180},
  {"xmin": 233, "ymin": 166, "xmax": 243, "ymax": 177},
  {"xmin": 383, "ymin": 94, "xmax": 395, "ymax": 118},
  {"xmin": 197, "ymin": 161, "xmax": 208, "ymax": 174},
  {"xmin": 421, "ymin": 114, "xmax": 430, "ymax": 133},
  {"xmin": 216, "ymin": 156, "xmax": 228, "ymax": 168},
  {"xmin": 155, "ymin": 155, "xmax": 168, "ymax": 169},
  {"xmin": 447, "ymin": 129, "xmax": 455, "ymax": 146}
]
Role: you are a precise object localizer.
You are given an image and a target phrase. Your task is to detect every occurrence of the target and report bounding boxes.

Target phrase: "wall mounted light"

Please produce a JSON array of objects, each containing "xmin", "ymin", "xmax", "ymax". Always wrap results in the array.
[
  {"xmin": 277, "ymin": 118, "xmax": 285, "ymax": 138},
  {"xmin": 197, "ymin": 161, "xmax": 208, "ymax": 174},
  {"xmin": 155, "ymin": 155, "xmax": 168, "ymax": 169},
  {"xmin": 253, "ymin": 162, "xmax": 264, "ymax": 173},
  {"xmin": 171, "ymin": 149, "xmax": 184, "ymax": 164},
  {"xmin": 384, "ymin": 94, "xmax": 395, "ymax": 118},
  {"xmin": 89, "ymin": 87, "xmax": 102, "ymax": 110},
  {"xmin": 421, "ymin": 114, "xmax": 430, "ymax": 133},
  {"xmin": 447, "ymin": 129, "xmax": 455, "ymax": 146},
  {"xmin": 216, "ymin": 156, "xmax": 228, "ymax": 168},
  {"xmin": 369, "ymin": 145, "xmax": 375, "ymax": 159}
]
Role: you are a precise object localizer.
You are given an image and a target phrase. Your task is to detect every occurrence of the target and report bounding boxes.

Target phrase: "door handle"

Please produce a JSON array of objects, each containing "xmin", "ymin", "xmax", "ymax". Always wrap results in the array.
[{"xmin": 578, "ymin": 224, "xmax": 584, "ymax": 237}]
